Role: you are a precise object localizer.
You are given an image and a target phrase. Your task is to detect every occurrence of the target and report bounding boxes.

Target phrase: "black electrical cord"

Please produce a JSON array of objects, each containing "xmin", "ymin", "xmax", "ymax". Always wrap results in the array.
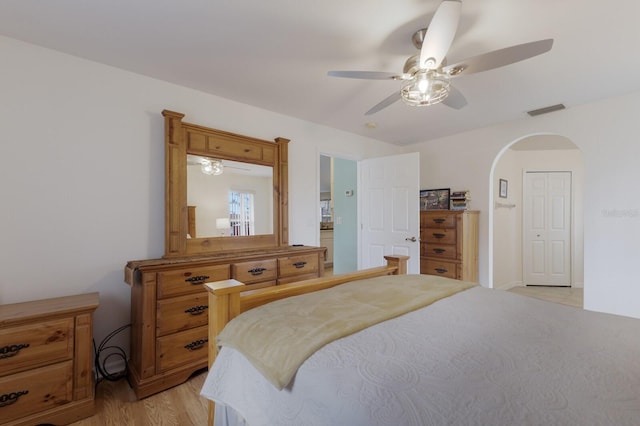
[{"xmin": 93, "ymin": 323, "xmax": 131, "ymax": 387}]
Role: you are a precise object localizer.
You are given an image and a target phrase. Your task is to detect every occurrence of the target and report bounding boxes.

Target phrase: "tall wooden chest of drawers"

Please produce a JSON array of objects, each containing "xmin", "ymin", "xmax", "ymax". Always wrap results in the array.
[
  {"xmin": 0, "ymin": 293, "xmax": 99, "ymax": 426},
  {"xmin": 125, "ymin": 246, "xmax": 326, "ymax": 399},
  {"xmin": 420, "ymin": 210, "xmax": 479, "ymax": 282}
]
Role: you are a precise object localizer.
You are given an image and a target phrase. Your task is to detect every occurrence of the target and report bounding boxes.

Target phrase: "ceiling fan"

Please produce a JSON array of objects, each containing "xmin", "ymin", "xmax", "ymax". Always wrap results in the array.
[{"xmin": 327, "ymin": 0, "xmax": 553, "ymax": 115}]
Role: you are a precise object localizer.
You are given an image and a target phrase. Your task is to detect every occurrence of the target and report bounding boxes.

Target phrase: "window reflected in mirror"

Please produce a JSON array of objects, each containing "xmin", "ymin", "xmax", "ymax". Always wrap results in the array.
[{"xmin": 187, "ymin": 155, "xmax": 273, "ymax": 238}]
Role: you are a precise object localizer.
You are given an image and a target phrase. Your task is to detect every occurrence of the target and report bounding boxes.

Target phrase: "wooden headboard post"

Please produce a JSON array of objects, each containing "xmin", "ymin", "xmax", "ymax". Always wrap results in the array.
[
  {"xmin": 384, "ymin": 254, "xmax": 409, "ymax": 275},
  {"xmin": 206, "ymin": 279, "xmax": 245, "ymax": 363},
  {"xmin": 203, "ymin": 254, "xmax": 409, "ymax": 425}
]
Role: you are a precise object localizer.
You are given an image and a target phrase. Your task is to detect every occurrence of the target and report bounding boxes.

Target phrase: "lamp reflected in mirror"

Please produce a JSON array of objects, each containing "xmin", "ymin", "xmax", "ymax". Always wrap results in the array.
[{"xmin": 216, "ymin": 217, "xmax": 231, "ymax": 236}]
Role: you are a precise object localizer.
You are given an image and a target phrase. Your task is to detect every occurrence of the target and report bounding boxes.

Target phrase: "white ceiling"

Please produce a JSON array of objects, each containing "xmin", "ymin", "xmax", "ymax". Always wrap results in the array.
[{"xmin": 2, "ymin": 0, "xmax": 640, "ymax": 146}]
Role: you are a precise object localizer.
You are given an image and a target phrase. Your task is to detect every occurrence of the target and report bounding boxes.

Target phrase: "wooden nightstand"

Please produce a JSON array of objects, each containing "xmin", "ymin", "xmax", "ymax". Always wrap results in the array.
[{"xmin": 0, "ymin": 293, "xmax": 99, "ymax": 426}]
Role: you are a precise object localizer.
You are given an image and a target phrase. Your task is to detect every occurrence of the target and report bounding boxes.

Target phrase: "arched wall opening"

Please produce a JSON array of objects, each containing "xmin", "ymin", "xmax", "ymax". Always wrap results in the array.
[{"xmin": 488, "ymin": 134, "xmax": 584, "ymax": 291}]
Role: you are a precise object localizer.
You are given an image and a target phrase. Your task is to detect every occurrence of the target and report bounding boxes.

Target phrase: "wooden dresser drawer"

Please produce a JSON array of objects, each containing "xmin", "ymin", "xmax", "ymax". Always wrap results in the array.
[
  {"xmin": 421, "ymin": 259, "xmax": 459, "ymax": 279},
  {"xmin": 233, "ymin": 259, "xmax": 277, "ymax": 284},
  {"xmin": 157, "ymin": 265, "xmax": 230, "ymax": 299},
  {"xmin": 156, "ymin": 293, "xmax": 209, "ymax": 337},
  {"xmin": 422, "ymin": 213, "xmax": 456, "ymax": 228},
  {"xmin": 245, "ymin": 280, "xmax": 277, "ymax": 290},
  {"xmin": 278, "ymin": 254, "xmax": 319, "ymax": 278},
  {"xmin": 0, "ymin": 360, "xmax": 73, "ymax": 423},
  {"xmin": 156, "ymin": 326, "xmax": 208, "ymax": 373},
  {"xmin": 278, "ymin": 273, "xmax": 319, "ymax": 285},
  {"xmin": 423, "ymin": 227, "xmax": 456, "ymax": 245},
  {"xmin": 421, "ymin": 243, "xmax": 457, "ymax": 260},
  {"xmin": 0, "ymin": 318, "xmax": 73, "ymax": 376}
]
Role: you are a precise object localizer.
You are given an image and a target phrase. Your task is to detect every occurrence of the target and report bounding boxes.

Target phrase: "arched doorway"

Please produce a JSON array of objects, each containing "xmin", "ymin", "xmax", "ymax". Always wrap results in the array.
[{"xmin": 488, "ymin": 134, "xmax": 584, "ymax": 291}]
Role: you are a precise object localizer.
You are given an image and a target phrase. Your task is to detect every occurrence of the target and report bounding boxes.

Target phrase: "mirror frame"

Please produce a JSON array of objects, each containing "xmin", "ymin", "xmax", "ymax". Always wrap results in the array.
[{"xmin": 162, "ymin": 110, "xmax": 289, "ymax": 257}]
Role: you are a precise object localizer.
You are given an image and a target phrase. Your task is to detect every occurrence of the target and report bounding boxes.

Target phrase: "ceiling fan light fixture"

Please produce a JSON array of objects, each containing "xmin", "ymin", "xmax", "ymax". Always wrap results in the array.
[
  {"xmin": 400, "ymin": 69, "xmax": 450, "ymax": 107},
  {"xmin": 201, "ymin": 158, "xmax": 224, "ymax": 175}
]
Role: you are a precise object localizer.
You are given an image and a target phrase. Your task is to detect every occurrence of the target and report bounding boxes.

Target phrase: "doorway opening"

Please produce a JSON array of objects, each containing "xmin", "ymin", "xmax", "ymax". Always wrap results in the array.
[
  {"xmin": 319, "ymin": 154, "xmax": 358, "ymax": 274},
  {"xmin": 489, "ymin": 134, "xmax": 584, "ymax": 291}
]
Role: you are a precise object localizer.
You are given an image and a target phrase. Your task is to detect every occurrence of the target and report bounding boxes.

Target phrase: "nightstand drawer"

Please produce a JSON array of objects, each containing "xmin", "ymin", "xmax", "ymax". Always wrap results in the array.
[
  {"xmin": 0, "ymin": 318, "xmax": 74, "ymax": 376},
  {"xmin": 0, "ymin": 360, "xmax": 73, "ymax": 423},
  {"xmin": 156, "ymin": 293, "xmax": 209, "ymax": 337},
  {"xmin": 156, "ymin": 326, "xmax": 208, "ymax": 373},
  {"xmin": 157, "ymin": 265, "xmax": 230, "ymax": 299},
  {"xmin": 233, "ymin": 259, "xmax": 277, "ymax": 284},
  {"xmin": 278, "ymin": 254, "xmax": 319, "ymax": 278}
]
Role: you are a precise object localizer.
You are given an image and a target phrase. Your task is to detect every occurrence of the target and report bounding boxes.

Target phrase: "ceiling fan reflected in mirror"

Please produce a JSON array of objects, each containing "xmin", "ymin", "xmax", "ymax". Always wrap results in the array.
[
  {"xmin": 187, "ymin": 155, "xmax": 253, "ymax": 176},
  {"xmin": 327, "ymin": 0, "xmax": 553, "ymax": 115}
]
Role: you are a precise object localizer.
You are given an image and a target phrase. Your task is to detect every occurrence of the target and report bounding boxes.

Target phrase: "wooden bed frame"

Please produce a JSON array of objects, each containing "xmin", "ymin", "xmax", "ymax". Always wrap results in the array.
[{"xmin": 204, "ymin": 254, "xmax": 409, "ymax": 425}]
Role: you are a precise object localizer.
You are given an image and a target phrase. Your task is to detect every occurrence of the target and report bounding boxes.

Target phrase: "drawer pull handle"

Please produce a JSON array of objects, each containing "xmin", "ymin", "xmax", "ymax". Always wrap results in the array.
[
  {"xmin": 293, "ymin": 261, "xmax": 307, "ymax": 269},
  {"xmin": 184, "ymin": 338, "xmax": 208, "ymax": 351},
  {"xmin": 0, "ymin": 390, "xmax": 29, "ymax": 407},
  {"xmin": 433, "ymin": 249, "xmax": 446, "ymax": 254},
  {"xmin": 248, "ymin": 267, "xmax": 266, "ymax": 276},
  {"xmin": 184, "ymin": 305, "xmax": 208, "ymax": 315},
  {"xmin": 433, "ymin": 233, "xmax": 446, "ymax": 239},
  {"xmin": 433, "ymin": 218, "xmax": 445, "ymax": 224},
  {"xmin": 0, "ymin": 344, "xmax": 30, "ymax": 359},
  {"xmin": 184, "ymin": 275, "xmax": 210, "ymax": 285},
  {"xmin": 435, "ymin": 268, "xmax": 448, "ymax": 274}
]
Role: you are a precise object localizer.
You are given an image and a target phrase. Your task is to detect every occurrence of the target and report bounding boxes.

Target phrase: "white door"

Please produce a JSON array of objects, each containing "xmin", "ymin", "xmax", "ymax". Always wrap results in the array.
[
  {"xmin": 523, "ymin": 171, "xmax": 571, "ymax": 286},
  {"xmin": 360, "ymin": 152, "xmax": 420, "ymax": 274}
]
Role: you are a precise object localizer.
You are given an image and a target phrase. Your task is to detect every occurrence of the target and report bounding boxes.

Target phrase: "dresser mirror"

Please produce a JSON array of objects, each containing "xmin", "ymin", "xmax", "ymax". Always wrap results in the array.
[
  {"xmin": 186, "ymin": 155, "xmax": 274, "ymax": 238},
  {"xmin": 163, "ymin": 110, "xmax": 289, "ymax": 257}
]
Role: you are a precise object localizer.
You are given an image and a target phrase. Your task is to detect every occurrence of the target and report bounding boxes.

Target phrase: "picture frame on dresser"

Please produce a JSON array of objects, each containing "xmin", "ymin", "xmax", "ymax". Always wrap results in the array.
[{"xmin": 420, "ymin": 188, "xmax": 450, "ymax": 210}]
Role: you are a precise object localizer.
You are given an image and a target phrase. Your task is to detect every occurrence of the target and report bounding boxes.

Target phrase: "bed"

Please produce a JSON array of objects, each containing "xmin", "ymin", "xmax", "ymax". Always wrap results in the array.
[{"xmin": 200, "ymin": 255, "xmax": 640, "ymax": 425}]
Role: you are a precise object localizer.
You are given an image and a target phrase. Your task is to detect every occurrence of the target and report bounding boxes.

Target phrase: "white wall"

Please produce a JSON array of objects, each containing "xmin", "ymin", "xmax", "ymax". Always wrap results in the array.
[
  {"xmin": 0, "ymin": 36, "xmax": 402, "ymax": 359},
  {"xmin": 405, "ymin": 91, "xmax": 640, "ymax": 319},
  {"xmin": 493, "ymin": 146, "xmax": 584, "ymax": 290},
  {"xmin": 493, "ymin": 148, "xmax": 522, "ymax": 289}
]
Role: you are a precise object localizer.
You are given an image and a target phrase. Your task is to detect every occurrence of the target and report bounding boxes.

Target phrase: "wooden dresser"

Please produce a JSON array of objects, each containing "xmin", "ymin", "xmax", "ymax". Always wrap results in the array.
[
  {"xmin": 420, "ymin": 210, "xmax": 479, "ymax": 282},
  {"xmin": 0, "ymin": 293, "xmax": 99, "ymax": 426},
  {"xmin": 125, "ymin": 246, "xmax": 326, "ymax": 399}
]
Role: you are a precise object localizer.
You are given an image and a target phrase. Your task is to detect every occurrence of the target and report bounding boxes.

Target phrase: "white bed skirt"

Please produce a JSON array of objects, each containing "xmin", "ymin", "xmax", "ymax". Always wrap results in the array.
[{"xmin": 214, "ymin": 403, "xmax": 248, "ymax": 426}]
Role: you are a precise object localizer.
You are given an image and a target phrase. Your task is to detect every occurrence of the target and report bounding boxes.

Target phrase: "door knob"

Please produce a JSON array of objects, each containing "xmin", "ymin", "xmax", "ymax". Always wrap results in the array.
[{"xmin": 405, "ymin": 236, "xmax": 417, "ymax": 242}]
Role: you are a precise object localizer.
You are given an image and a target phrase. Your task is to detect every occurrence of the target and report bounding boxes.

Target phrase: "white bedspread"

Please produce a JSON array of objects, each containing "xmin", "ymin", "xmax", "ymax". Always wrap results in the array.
[{"xmin": 201, "ymin": 286, "xmax": 640, "ymax": 426}]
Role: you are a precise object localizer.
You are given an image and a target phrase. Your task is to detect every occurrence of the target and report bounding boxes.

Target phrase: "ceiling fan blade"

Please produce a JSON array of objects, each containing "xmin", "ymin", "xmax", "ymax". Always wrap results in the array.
[
  {"xmin": 441, "ymin": 85, "xmax": 467, "ymax": 109},
  {"xmin": 443, "ymin": 39, "xmax": 553, "ymax": 76},
  {"xmin": 365, "ymin": 91, "xmax": 402, "ymax": 115},
  {"xmin": 420, "ymin": 0, "xmax": 462, "ymax": 70},
  {"xmin": 327, "ymin": 71, "xmax": 407, "ymax": 80}
]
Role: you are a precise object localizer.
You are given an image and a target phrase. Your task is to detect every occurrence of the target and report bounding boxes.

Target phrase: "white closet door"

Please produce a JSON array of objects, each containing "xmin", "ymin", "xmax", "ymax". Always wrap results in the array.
[{"xmin": 523, "ymin": 171, "xmax": 571, "ymax": 286}]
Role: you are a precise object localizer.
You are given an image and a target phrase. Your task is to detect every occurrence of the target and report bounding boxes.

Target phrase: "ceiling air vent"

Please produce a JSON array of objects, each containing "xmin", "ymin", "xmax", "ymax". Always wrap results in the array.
[{"xmin": 526, "ymin": 104, "xmax": 566, "ymax": 117}]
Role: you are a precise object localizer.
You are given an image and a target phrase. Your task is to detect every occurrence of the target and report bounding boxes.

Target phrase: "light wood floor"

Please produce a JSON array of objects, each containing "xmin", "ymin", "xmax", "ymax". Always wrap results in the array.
[
  {"xmin": 73, "ymin": 284, "xmax": 583, "ymax": 425},
  {"xmin": 70, "ymin": 371, "xmax": 209, "ymax": 426},
  {"xmin": 506, "ymin": 285, "xmax": 583, "ymax": 308}
]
